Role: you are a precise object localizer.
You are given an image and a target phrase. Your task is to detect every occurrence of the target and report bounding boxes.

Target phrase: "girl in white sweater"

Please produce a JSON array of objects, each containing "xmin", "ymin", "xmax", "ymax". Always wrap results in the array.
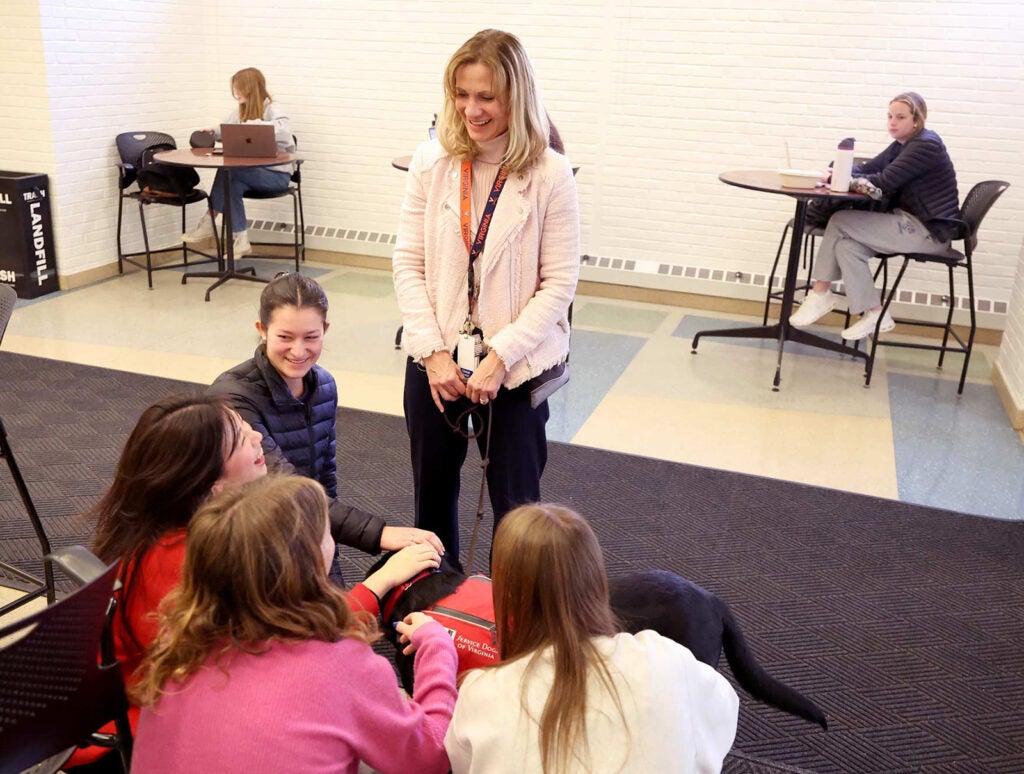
[{"xmin": 445, "ymin": 504, "xmax": 739, "ymax": 773}]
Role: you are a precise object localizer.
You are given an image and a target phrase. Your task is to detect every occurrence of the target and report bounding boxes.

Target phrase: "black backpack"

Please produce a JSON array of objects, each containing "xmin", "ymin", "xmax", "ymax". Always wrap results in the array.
[{"xmin": 135, "ymin": 143, "xmax": 200, "ymax": 199}]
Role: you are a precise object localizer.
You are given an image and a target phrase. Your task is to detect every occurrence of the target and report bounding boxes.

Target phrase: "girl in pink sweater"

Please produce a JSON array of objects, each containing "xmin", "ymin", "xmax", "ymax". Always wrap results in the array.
[{"xmin": 132, "ymin": 476, "xmax": 458, "ymax": 774}]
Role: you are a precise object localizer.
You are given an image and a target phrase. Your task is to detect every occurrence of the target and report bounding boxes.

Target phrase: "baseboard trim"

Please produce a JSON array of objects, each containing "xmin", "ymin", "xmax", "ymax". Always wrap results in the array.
[
  {"xmin": 59, "ymin": 249, "xmax": 1005, "ymax": 347},
  {"xmin": 992, "ymin": 360, "xmax": 1024, "ymax": 431}
]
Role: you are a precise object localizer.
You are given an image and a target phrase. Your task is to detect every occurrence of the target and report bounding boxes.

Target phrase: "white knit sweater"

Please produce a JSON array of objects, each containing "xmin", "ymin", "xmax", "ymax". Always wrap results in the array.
[
  {"xmin": 445, "ymin": 630, "xmax": 739, "ymax": 773},
  {"xmin": 393, "ymin": 137, "xmax": 580, "ymax": 389}
]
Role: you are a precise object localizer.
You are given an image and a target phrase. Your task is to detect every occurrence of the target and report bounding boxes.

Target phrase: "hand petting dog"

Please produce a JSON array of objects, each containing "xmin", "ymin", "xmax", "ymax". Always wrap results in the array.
[{"xmin": 362, "ymin": 543, "xmax": 442, "ymax": 600}]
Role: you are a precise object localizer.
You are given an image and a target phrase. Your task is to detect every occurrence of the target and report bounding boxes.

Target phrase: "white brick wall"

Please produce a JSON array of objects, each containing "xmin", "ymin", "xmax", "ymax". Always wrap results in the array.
[
  {"xmin": 0, "ymin": 4, "xmax": 55, "ymax": 188},
  {"xmin": 995, "ymin": 237, "xmax": 1024, "ymax": 412},
  {"xmin": 3, "ymin": 1, "xmax": 1023, "ymax": 323}
]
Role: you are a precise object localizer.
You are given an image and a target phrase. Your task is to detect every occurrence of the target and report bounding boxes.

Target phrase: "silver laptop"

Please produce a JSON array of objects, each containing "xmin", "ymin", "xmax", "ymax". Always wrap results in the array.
[{"xmin": 220, "ymin": 123, "xmax": 278, "ymax": 157}]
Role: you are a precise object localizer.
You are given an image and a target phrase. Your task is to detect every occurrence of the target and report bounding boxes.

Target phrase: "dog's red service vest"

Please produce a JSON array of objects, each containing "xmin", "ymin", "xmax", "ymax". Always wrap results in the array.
[{"xmin": 429, "ymin": 575, "xmax": 499, "ymax": 672}]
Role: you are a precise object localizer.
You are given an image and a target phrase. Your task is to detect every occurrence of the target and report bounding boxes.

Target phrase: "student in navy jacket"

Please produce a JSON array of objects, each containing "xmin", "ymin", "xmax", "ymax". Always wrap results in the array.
[{"xmin": 789, "ymin": 91, "xmax": 960, "ymax": 341}]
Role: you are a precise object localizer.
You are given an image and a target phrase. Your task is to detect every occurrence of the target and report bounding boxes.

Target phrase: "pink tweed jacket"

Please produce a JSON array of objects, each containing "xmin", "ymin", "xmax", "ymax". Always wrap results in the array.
[{"xmin": 393, "ymin": 140, "xmax": 580, "ymax": 389}]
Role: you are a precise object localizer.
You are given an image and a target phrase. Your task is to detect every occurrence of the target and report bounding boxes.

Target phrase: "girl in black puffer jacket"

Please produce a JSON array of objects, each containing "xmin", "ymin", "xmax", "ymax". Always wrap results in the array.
[{"xmin": 210, "ymin": 273, "xmax": 444, "ymax": 560}]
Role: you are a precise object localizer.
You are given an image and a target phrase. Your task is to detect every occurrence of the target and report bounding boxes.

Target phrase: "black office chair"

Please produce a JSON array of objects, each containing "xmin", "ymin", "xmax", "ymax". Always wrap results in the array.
[
  {"xmin": 241, "ymin": 134, "xmax": 305, "ymax": 272},
  {"xmin": 0, "ymin": 553, "xmax": 133, "ymax": 774},
  {"xmin": 0, "ymin": 285, "xmax": 56, "ymax": 617},
  {"xmin": 0, "ymin": 283, "xmax": 14, "ymax": 341},
  {"xmin": 0, "ymin": 416, "xmax": 55, "ymax": 618},
  {"xmin": 115, "ymin": 131, "xmax": 220, "ymax": 289},
  {"xmin": 864, "ymin": 180, "xmax": 1010, "ymax": 395}
]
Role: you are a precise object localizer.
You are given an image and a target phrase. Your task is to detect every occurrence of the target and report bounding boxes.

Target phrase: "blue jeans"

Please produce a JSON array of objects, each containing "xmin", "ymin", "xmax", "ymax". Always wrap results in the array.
[{"xmin": 209, "ymin": 167, "xmax": 290, "ymax": 233}]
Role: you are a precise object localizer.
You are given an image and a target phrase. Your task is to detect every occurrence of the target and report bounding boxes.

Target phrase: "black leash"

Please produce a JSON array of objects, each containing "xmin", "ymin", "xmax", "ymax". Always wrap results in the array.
[{"xmin": 441, "ymin": 398, "xmax": 493, "ymax": 575}]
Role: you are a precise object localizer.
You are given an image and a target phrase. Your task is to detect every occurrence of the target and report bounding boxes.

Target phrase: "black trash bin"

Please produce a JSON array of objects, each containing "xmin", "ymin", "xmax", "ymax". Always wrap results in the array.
[{"xmin": 0, "ymin": 171, "xmax": 59, "ymax": 299}]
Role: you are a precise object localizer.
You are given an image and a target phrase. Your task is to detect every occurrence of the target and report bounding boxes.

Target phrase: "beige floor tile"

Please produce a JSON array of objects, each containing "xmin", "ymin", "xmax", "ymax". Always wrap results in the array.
[
  {"xmin": 572, "ymin": 394, "xmax": 899, "ymax": 499},
  {"xmin": 333, "ymin": 370, "xmax": 405, "ymax": 416},
  {"xmin": 3, "ymin": 335, "xmax": 229, "ymax": 386},
  {"xmin": 611, "ymin": 333, "xmax": 892, "ymax": 419},
  {"xmin": 0, "ymin": 586, "xmax": 47, "ymax": 636}
]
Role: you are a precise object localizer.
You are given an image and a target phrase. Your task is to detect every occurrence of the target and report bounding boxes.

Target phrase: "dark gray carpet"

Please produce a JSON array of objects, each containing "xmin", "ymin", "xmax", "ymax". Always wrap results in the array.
[{"xmin": 1, "ymin": 351, "xmax": 1022, "ymax": 773}]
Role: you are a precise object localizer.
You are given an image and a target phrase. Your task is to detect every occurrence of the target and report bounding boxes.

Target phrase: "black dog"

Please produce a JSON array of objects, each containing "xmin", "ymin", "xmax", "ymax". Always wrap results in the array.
[{"xmin": 369, "ymin": 555, "xmax": 828, "ymax": 729}]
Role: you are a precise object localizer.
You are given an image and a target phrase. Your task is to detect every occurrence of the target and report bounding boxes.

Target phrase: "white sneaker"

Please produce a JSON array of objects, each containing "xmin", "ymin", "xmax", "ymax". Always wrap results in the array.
[
  {"xmin": 233, "ymin": 231, "xmax": 252, "ymax": 257},
  {"xmin": 842, "ymin": 308, "xmax": 895, "ymax": 341},
  {"xmin": 182, "ymin": 216, "xmax": 216, "ymax": 245},
  {"xmin": 789, "ymin": 290, "xmax": 836, "ymax": 328}
]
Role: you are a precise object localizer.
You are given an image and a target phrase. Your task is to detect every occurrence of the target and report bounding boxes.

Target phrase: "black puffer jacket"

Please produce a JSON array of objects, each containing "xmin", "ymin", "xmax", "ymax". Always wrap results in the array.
[
  {"xmin": 854, "ymin": 128, "xmax": 960, "ymax": 241},
  {"xmin": 209, "ymin": 346, "xmax": 385, "ymax": 554}
]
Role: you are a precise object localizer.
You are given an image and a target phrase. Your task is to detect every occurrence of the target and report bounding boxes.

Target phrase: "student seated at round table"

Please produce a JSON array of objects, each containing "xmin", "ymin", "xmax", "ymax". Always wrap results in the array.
[{"xmin": 789, "ymin": 91, "xmax": 960, "ymax": 341}]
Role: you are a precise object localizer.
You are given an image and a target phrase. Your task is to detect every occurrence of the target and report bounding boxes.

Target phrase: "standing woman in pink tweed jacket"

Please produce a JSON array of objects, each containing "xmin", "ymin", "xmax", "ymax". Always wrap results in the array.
[{"xmin": 393, "ymin": 29, "xmax": 580, "ymax": 567}]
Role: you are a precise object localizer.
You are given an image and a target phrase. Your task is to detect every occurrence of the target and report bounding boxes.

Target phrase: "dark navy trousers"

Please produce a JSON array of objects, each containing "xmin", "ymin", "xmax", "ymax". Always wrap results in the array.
[{"xmin": 403, "ymin": 357, "xmax": 549, "ymax": 563}]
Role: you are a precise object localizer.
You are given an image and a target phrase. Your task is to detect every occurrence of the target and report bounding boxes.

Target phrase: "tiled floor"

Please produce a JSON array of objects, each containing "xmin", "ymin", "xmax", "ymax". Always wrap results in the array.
[{"xmin": 4, "ymin": 255, "xmax": 1022, "ymax": 521}]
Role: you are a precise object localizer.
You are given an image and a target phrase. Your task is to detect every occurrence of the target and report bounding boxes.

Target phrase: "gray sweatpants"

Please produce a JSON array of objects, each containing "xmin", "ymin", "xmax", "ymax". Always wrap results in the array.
[{"xmin": 812, "ymin": 209, "xmax": 952, "ymax": 314}]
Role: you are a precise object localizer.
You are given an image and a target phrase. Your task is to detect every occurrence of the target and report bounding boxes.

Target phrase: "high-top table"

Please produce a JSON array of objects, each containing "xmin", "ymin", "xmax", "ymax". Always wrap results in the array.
[
  {"xmin": 153, "ymin": 148, "xmax": 301, "ymax": 301},
  {"xmin": 691, "ymin": 170, "xmax": 868, "ymax": 390}
]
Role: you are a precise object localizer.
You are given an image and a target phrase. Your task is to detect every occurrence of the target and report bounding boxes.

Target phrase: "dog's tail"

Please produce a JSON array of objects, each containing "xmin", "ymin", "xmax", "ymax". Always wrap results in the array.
[{"xmin": 720, "ymin": 604, "xmax": 829, "ymax": 729}]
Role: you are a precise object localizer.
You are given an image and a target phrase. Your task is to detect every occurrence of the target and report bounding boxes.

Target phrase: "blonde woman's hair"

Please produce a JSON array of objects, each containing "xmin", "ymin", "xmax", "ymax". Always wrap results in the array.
[
  {"xmin": 133, "ymin": 476, "xmax": 375, "ymax": 706},
  {"xmin": 490, "ymin": 504, "xmax": 625, "ymax": 774},
  {"xmin": 891, "ymin": 91, "xmax": 928, "ymax": 134},
  {"xmin": 438, "ymin": 29, "xmax": 550, "ymax": 172},
  {"xmin": 232, "ymin": 67, "xmax": 272, "ymax": 122}
]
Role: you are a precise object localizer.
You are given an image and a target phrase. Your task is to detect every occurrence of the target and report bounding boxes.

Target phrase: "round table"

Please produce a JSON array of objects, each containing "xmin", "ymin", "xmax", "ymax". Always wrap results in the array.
[
  {"xmin": 154, "ymin": 148, "xmax": 302, "ymax": 301},
  {"xmin": 691, "ymin": 170, "xmax": 869, "ymax": 390}
]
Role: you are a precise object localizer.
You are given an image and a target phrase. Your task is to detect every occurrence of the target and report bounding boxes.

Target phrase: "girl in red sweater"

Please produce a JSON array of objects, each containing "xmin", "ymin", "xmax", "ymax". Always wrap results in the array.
[{"xmin": 74, "ymin": 395, "xmax": 439, "ymax": 771}]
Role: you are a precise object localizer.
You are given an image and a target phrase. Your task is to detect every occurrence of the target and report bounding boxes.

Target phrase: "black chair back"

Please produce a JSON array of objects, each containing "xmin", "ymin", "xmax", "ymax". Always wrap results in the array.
[
  {"xmin": 959, "ymin": 180, "xmax": 1010, "ymax": 253},
  {"xmin": 115, "ymin": 131, "xmax": 177, "ymax": 190},
  {"xmin": 0, "ymin": 560, "xmax": 132, "ymax": 773}
]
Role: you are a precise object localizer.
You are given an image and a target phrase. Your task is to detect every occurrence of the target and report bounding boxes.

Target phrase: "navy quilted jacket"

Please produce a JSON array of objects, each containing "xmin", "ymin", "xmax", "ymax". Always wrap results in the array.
[
  {"xmin": 854, "ymin": 128, "xmax": 960, "ymax": 241},
  {"xmin": 209, "ymin": 346, "xmax": 385, "ymax": 554}
]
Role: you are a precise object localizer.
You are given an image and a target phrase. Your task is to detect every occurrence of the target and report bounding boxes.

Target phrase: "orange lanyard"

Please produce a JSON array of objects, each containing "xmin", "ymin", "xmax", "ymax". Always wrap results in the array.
[
  {"xmin": 462, "ymin": 158, "xmax": 509, "ymax": 313},
  {"xmin": 459, "ymin": 159, "xmax": 509, "ymax": 264}
]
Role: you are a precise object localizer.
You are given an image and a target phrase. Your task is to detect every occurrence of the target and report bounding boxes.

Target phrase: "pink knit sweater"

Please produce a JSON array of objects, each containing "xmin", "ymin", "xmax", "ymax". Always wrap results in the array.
[
  {"xmin": 393, "ymin": 137, "xmax": 580, "ymax": 389},
  {"xmin": 132, "ymin": 621, "xmax": 458, "ymax": 774}
]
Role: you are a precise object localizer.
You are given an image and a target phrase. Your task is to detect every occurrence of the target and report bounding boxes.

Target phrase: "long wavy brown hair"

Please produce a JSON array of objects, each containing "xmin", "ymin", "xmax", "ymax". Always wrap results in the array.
[
  {"xmin": 133, "ymin": 476, "xmax": 376, "ymax": 706},
  {"xmin": 231, "ymin": 67, "xmax": 272, "ymax": 122},
  {"xmin": 91, "ymin": 394, "xmax": 241, "ymax": 653},
  {"xmin": 490, "ymin": 504, "xmax": 625, "ymax": 773},
  {"xmin": 438, "ymin": 29, "xmax": 550, "ymax": 173}
]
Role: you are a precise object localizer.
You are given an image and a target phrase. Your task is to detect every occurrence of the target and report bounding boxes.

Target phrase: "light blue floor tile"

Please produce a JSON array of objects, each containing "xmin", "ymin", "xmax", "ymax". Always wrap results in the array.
[
  {"xmin": 883, "ymin": 344, "xmax": 991, "ymax": 381},
  {"xmin": 545, "ymin": 329, "xmax": 647, "ymax": 442},
  {"xmin": 572, "ymin": 302, "xmax": 668, "ymax": 334},
  {"xmin": 889, "ymin": 372, "xmax": 1024, "ymax": 520}
]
